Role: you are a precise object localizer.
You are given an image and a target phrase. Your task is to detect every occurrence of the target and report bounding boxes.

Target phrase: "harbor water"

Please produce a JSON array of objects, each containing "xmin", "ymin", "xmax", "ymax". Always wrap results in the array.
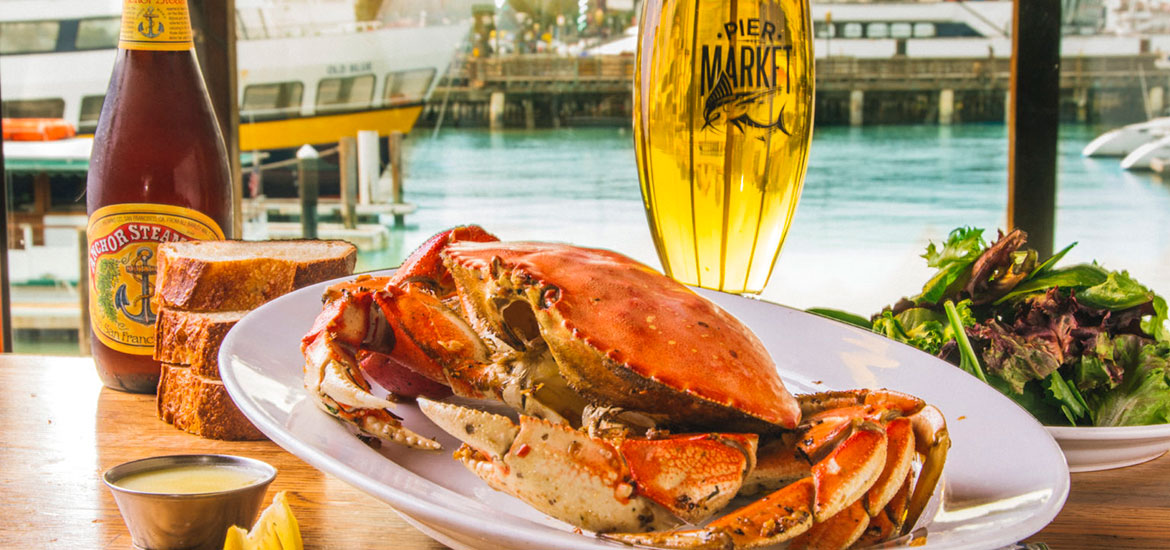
[
  {"xmin": 14, "ymin": 122, "xmax": 1170, "ymax": 354},
  {"xmin": 361, "ymin": 122, "xmax": 1170, "ymax": 317}
]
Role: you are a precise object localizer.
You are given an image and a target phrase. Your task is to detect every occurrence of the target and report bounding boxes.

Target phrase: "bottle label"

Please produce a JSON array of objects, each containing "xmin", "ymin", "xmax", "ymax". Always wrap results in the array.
[
  {"xmin": 87, "ymin": 204, "xmax": 224, "ymax": 355},
  {"xmin": 118, "ymin": 0, "xmax": 194, "ymax": 51}
]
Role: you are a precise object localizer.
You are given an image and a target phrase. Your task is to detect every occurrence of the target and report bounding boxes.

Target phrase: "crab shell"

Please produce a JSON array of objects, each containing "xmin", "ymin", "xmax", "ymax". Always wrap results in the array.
[{"xmin": 441, "ymin": 240, "xmax": 801, "ymax": 433}]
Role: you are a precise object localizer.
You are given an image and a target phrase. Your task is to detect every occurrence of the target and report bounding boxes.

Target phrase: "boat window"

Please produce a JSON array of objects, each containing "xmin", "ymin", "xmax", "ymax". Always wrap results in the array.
[
  {"xmin": 384, "ymin": 69, "xmax": 436, "ymax": 105},
  {"xmin": 79, "ymin": 96, "xmax": 105, "ymax": 133},
  {"xmin": 316, "ymin": 74, "xmax": 376, "ymax": 113},
  {"xmin": 890, "ymin": 23, "xmax": 913, "ymax": 39},
  {"xmin": 1, "ymin": 98, "xmax": 66, "ymax": 119},
  {"xmin": 0, "ymin": 21, "xmax": 60, "ymax": 55},
  {"xmin": 814, "ymin": 22, "xmax": 836, "ymax": 39},
  {"xmin": 842, "ymin": 23, "xmax": 863, "ymax": 39},
  {"xmin": 867, "ymin": 23, "xmax": 889, "ymax": 39},
  {"xmin": 913, "ymin": 23, "xmax": 937, "ymax": 38},
  {"xmin": 242, "ymin": 82, "xmax": 305, "ymax": 120},
  {"xmin": 75, "ymin": 18, "xmax": 121, "ymax": 50}
]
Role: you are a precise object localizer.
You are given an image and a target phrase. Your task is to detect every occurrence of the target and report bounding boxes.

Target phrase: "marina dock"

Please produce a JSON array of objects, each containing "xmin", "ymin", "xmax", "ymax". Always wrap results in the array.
[{"xmin": 422, "ymin": 53, "xmax": 1170, "ymax": 128}]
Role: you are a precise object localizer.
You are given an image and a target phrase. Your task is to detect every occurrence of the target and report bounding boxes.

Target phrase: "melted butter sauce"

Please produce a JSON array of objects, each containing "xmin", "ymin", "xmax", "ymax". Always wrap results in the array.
[{"xmin": 115, "ymin": 464, "xmax": 263, "ymax": 494}]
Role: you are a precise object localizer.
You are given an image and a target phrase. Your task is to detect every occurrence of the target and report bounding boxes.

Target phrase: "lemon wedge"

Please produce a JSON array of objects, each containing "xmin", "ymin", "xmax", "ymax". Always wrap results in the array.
[{"xmin": 223, "ymin": 491, "xmax": 303, "ymax": 550}]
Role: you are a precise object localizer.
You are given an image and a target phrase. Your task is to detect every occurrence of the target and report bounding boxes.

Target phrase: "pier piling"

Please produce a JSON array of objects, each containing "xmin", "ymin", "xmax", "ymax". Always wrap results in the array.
[
  {"xmin": 338, "ymin": 136, "xmax": 358, "ymax": 230},
  {"xmin": 357, "ymin": 130, "xmax": 379, "ymax": 205},
  {"xmin": 939, "ymin": 89, "xmax": 955, "ymax": 125},
  {"xmin": 850, "ymin": 90, "xmax": 864, "ymax": 126},
  {"xmin": 296, "ymin": 145, "xmax": 319, "ymax": 239},
  {"xmin": 388, "ymin": 131, "xmax": 406, "ymax": 228},
  {"xmin": 490, "ymin": 92, "xmax": 506, "ymax": 130}
]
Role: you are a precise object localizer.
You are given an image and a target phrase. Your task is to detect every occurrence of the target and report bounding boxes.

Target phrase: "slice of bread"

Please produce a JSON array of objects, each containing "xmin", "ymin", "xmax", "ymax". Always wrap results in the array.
[
  {"xmin": 154, "ymin": 239, "xmax": 357, "ymax": 312},
  {"xmin": 157, "ymin": 363, "xmax": 266, "ymax": 441},
  {"xmin": 154, "ymin": 308, "xmax": 247, "ymax": 378}
]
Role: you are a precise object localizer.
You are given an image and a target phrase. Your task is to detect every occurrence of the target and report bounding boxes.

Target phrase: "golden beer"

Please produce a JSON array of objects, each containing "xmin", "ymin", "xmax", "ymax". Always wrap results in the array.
[{"xmin": 635, "ymin": 0, "xmax": 813, "ymax": 293}]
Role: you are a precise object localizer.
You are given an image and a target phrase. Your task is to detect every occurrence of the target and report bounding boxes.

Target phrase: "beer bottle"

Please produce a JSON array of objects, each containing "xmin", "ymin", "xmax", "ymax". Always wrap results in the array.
[{"xmin": 87, "ymin": 0, "xmax": 233, "ymax": 393}]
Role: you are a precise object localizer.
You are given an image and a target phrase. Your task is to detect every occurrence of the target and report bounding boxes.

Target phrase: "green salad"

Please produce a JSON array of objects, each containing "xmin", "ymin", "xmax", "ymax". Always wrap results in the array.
[{"xmin": 813, "ymin": 227, "xmax": 1170, "ymax": 427}]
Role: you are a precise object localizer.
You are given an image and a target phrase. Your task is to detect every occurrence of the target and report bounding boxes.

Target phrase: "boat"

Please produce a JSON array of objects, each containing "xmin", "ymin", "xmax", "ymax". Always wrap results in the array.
[
  {"xmin": 589, "ymin": 0, "xmax": 1170, "ymax": 59},
  {"xmin": 1, "ymin": 0, "xmax": 468, "ymax": 292},
  {"xmin": 1082, "ymin": 117, "xmax": 1170, "ymax": 157},
  {"xmin": 1120, "ymin": 133, "xmax": 1170, "ymax": 170},
  {"xmin": 1, "ymin": 0, "xmax": 470, "ymax": 151}
]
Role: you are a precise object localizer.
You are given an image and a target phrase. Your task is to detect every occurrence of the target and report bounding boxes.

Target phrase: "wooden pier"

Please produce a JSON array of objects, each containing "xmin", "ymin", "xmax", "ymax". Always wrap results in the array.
[{"xmin": 421, "ymin": 53, "xmax": 1170, "ymax": 128}]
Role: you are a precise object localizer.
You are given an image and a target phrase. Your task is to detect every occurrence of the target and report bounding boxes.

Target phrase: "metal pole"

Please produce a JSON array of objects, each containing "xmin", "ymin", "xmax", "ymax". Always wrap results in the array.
[
  {"xmin": 190, "ymin": 0, "xmax": 241, "ymax": 239},
  {"xmin": 0, "ymin": 68, "xmax": 11, "ymax": 352},
  {"xmin": 297, "ymin": 145, "xmax": 319, "ymax": 239},
  {"xmin": 77, "ymin": 228, "xmax": 91, "ymax": 356},
  {"xmin": 1007, "ymin": 0, "xmax": 1061, "ymax": 257}
]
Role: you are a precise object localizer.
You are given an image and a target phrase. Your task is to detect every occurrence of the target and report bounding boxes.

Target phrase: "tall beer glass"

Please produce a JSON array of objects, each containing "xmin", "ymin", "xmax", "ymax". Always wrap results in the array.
[{"xmin": 635, "ymin": 0, "xmax": 813, "ymax": 293}]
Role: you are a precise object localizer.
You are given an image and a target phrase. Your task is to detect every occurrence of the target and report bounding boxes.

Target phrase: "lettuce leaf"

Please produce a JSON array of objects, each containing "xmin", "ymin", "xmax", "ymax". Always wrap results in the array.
[
  {"xmin": 986, "ymin": 375, "xmax": 1070, "ymax": 426},
  {"xmin": 1077, "ymin": 270, "xmax": 1155, "ymax": 311},
  {"xmin": 1141, "ymin": 296, "xmax": 1169, "ymax": 343},
  {"xmin": 992, "ymin": 264, "xmax": 1109, "ymax": 305},
  {"xmin": 1044, "ymin": 370, "xmax": 1091, "ymax": 425},
  {"xmin": 915, "ymin": 227, "xmax": 987, "ymax": 304},
  {"xmin": 1092, "ymin": 342, "xmax": 1170, "ymax": 426},
  {"xmin": 806, "ymin": 308, "xmax": 873, "ymax": 330}
]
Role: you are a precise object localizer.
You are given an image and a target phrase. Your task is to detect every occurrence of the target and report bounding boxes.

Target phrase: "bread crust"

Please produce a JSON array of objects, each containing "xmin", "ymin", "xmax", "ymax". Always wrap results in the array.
[
  {"xmin": 154, "ymin": 308, "xmax": 246, "ymax": 378},
  {"xmin": 157, "ymin": 364, "xmax": 266, "ymax": 441},
  {"xmin": 151, "ymin": 239, "xmax": 357, "ymax": 440},
  {"xmin": 155, "ymin": 239, "xmax": 356, "ymax": 311}
]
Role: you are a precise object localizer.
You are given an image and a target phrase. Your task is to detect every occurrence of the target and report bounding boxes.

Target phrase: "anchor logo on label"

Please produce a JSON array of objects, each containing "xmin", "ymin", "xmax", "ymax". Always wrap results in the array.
[
  {"xmin": 115, "ymin": 247, "xmax": 157, "ymax": 326},
  {"xmin": 137, "ymin": 6, "xmax": 164, "ymax": 39}
]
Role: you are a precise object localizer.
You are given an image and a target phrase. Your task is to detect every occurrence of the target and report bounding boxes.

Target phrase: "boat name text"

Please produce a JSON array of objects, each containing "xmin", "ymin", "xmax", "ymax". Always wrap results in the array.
[{"xmin": 327, "ymin": 62, "xmax": 373, "ymax": 75}]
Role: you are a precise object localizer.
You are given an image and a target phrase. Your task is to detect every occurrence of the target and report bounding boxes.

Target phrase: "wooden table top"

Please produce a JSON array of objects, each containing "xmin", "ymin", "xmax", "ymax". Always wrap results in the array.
[{"xmin": 1, "ymin": 354, "xmax": 1167, "ymax": 549}]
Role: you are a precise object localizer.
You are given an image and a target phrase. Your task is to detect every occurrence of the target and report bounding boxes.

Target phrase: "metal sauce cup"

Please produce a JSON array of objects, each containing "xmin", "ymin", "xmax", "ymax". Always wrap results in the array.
[{"xmin": 103, "ymin": 454, "xmax": 276, "ymax": 550}]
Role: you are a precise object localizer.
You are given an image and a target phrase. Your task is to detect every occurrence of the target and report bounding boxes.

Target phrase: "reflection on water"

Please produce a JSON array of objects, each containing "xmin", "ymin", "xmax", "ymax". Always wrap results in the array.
[{"xmin": 361, "ymin": 123, "xmax": 1170, "ymax": 315}]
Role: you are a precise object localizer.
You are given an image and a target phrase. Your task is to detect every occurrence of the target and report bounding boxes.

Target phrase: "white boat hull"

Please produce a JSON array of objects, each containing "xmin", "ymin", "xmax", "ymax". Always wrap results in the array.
[
  {"xmin": 1083, "ymin": 117, "xmax": 1170, "ymax": 157},
  {"xmin": 1120, "ymin": 133, "xmax": 1170, "ymax": 170},
  {"xmin": 1, "ymin": 1, "xmax": 468, "ymax": 149}
]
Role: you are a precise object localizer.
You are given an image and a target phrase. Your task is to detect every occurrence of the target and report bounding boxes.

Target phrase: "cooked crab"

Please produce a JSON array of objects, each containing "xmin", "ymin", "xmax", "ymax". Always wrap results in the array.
[{"xmin": 301, "ymin": 226, "xmax": 950, "ymax": 549}]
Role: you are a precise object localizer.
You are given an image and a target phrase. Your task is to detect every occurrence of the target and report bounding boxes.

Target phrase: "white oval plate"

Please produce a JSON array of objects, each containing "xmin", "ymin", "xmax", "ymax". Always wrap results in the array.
[
  {"xmin": 220, "ymin": 271, "xmax": 1070, "ymax": 550},
  {"xmin": 1047, "ymin": 424, "xmax": 1170, "ymax": 472}
]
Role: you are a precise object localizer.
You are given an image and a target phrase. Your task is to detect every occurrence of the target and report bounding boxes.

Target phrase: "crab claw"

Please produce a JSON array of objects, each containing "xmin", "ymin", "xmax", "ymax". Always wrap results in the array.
[
  {"xmin": 302, "ymin": 283, "xmax": 442, "ymax": 450},
  {"xmin": 418, "ymin": 398, "xmax": 764, "ymax": 534},
  {"xmin": 390, "ymin": 225, "xmax": 499, "ymax": 294},
  {"xmin": 418, "ymin": 397, "xmax": 676, "ymax": 533}
]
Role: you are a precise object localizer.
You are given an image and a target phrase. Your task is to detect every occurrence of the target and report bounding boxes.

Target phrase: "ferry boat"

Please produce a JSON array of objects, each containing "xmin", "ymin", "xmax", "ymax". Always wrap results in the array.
[
  {"xmin": 593, "ymin": 0, "xmax": 1170, "ymax": 59},
  {"xmin": 1, "ymin": 0, "xmax": 468, "ymax": 288},
  {"xmin": 1, "ymin": 0, "xmax": 470, "ymax": 151}
]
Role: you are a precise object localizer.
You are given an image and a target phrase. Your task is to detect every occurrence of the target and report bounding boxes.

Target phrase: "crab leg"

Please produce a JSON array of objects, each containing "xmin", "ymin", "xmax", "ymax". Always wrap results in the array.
[
  {"xmin": 863, "ymin": 416, "xmax": 914, "ymax": 516},
  {"xmin": 800, "ymin": 389, "xmax": 950, "ymax": 535},
  {"xmin": 903, "ymin": 403, "xmax": 949, "ymax": 534},
  {"xmin": 417, "ymin": 398, "xmax": 760, "ymax": 533},
  {"xmin": 858, "ymin": 471, "xmax": 912, "ymax": 546},
  {"xmin": 789, "ymin": 500, "xmax": 870, "ymax": 550},
  {"xmin": 601, "ymin": 422, "xmax": 888, "ymax": 550},
  {"xmin": 607, "ymin": 478, "xmax": 816, "ymax": 549}
]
